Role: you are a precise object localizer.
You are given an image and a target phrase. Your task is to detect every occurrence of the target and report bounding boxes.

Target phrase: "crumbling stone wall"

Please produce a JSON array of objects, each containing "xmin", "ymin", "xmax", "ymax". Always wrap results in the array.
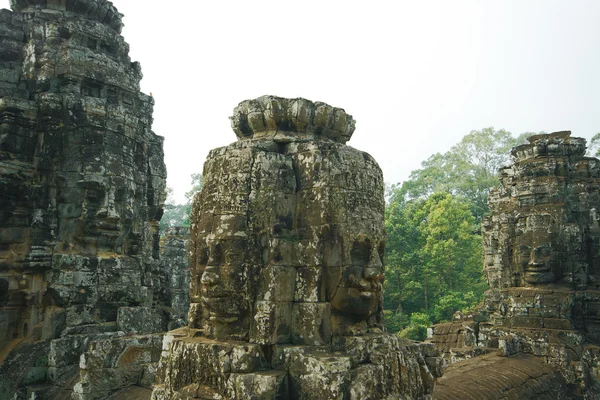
[
  {"xmin": 0, "ymin": 1, "xmax": 169, "ymax": 398},
  {"xmin": 430, "ymin": 132, "xmax": 600, "ymax": 399},
  {"xmin": 153, "ymin": 96, "xmax": 443, "ymax": 400}
]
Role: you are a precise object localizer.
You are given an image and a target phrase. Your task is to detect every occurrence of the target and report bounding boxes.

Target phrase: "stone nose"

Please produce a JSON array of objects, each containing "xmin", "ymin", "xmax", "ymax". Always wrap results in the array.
[
  {"xmin": 364, "ymin": 254, "xmax": 384, "ymax": 282},
  {"xmin": 529, "ymin": 247, "xmax": 545, "ymax": 265},
  {"xmin": 207, "ymin": 244, "xmax": 223, "ymax": 266}
]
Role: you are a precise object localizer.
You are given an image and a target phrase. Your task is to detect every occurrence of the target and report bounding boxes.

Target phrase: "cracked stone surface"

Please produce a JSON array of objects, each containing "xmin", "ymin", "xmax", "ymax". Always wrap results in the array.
[
  {"xmin": 152, "ymin": 95, "xmax": 443, "ymax": 400},
  {"xmin": 430, "ymin": 132, "xmax": 600, "ymax": 399},
  {"xmin": 0, "ymin": 1, "xmax": 170, "ymax": 398}
]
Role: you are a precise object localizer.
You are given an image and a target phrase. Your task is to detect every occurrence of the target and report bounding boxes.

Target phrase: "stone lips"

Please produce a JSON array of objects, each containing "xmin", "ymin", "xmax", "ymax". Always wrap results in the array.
[
  {"xmin": 230, "ymin": 95, "xmax": 356, "ymax": 144},
  {"xmin": 10, "ymin": 0, "xmax": 124, "ymax": 33}
]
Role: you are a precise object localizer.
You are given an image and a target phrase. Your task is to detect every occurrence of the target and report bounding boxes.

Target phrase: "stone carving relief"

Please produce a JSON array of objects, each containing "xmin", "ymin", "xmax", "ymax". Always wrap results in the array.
[
  {"xmin": 0, "ymin": 1, "xmax": 170, "ymax": 398},
  {"xmin": 153, "ymin": 96, "xmax": 442, "ymax": 400},
  {"xmin": 431, "ymin": 132, "xmax": 600, "ymax": 399},
  {"xmin": 483, "ymin": 132, "xmax": 600, "ymax": 290}
]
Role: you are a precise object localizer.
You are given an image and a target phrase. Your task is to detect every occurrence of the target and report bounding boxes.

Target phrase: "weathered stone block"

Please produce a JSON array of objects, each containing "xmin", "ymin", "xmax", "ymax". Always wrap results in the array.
[
  {"xmin": 347, "ymin": 364, "xmax": 385, "ymax": 400},
  {"xmin": 41, "ymin": 306, "xmax": 66, "ymax": 341},
  {"xmin": 250, "ymin": 301, "xmax": 292, "ymax": 345},
  {"xmin": 294, "ymin": 267, "xmax": 324, "ymax": 302},
  {"xmin": 73, "ymin": 334, "xmax": 163, "ymax": 399},
  {"xmin": 291, "ymin": 302, "xmax": 331, "ymax": 346},
  {"xmin": 288, "ymin": 353, "xmax": 351, "ymax": 400},
  {"xmin": 257, "ymin": 265, "xmax": 296, "ymax": 302},
  {"xmin": 117, "ymin": 307, "xmax": 168, "ymax": 335},
  {"xmin": 227, "ymin": 371, "xmax": 288, "ymax": 400}
]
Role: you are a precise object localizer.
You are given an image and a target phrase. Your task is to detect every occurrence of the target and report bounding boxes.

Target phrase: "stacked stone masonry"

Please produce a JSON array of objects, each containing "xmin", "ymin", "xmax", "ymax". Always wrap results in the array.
[
  {"xmin": 152, "ymin": 96, "xmax": 443, "ymax": 400},
  {"xmin": 0, "ymin": 1, "xmax": 170, "ymax": 399},
  {"xmin": 160, "ymin": 226, "xmax": 190, "ymax": 328},
  {"xmin": 430, "ymin": 132, "xmax": 600, "ymax": 399}
]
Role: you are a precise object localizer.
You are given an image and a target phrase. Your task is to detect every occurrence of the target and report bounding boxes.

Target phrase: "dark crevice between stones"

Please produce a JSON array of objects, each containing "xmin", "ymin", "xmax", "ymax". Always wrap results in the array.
[{"xmin": 0, "ymin": 279, "xmax": 9, "ymax": 306}]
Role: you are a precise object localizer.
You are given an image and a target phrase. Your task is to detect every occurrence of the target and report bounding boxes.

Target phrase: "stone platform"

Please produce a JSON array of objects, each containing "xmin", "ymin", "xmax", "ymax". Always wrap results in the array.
[
  {"xmin": 433, "ymin": 353, "xmax": 573, "ymax": 399},
  {"xmin": 153, "ymin": 328, "xmax": 441, "ymax": 400}
]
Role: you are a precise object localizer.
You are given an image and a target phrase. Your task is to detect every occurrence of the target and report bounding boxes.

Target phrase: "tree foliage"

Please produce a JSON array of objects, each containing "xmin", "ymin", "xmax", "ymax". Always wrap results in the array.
[
  {"xmin": 385, "ymin": 127, "xmax": 538, "ymax": 339},
  {"xmin": 159, "ymin": 173, "xmax": 203, "ymax": 231},
  {"xmin": 384, "ymin": 193, "xmax": 485, "ymax": 337},
  {"xmin": 392, "ymin": 128, "xmax": 533, "ymax": 221},
  {"xmin": 589, "ymin": 133, "xmax": 600, "ymax": 156},
  {"xmin": 185, "ymin": 173, "xmax": 203, "ymax": 204}
]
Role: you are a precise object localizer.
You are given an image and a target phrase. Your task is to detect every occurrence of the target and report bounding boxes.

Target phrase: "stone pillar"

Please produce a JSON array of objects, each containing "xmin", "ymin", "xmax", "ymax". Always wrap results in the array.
[{"xmin": 153, "ymin": 96, "xmax": 442, "ymax": 400}]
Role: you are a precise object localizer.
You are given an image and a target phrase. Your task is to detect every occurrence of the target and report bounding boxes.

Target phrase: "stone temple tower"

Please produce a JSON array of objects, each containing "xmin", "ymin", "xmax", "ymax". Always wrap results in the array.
[
  {"xmin": 0, "ymin": 1, "xmax": 169, "ymax": 398},
  {"xmin": 152, "ymin": 96, "xmax": 443, "ymax": 400},
  {"xmin": 431, "ymin": 132, "xmax": 600, "ymax": 399}
]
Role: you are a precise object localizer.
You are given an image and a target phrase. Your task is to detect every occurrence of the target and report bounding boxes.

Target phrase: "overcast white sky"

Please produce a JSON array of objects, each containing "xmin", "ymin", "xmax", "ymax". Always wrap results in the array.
[{"xmin": 4, "ymin": 1, "xmax": 600, "ymax": 203}]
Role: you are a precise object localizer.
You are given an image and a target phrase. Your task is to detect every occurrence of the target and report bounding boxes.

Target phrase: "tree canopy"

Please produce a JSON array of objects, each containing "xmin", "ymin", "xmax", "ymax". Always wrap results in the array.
[
  {"xmin": 391, "ymin": 128, "xmax": 534, "ymax": 221},
  {"xmin": 384, "ymin": 127, "xmax": 537, "ymax": 339},
  {"xmin": 160, "ymin": 173, "xmax": 203, "ymax": 231},
  {"xmin": 384, "ymin": 192, "xmax": 485, "ymax": 339}
]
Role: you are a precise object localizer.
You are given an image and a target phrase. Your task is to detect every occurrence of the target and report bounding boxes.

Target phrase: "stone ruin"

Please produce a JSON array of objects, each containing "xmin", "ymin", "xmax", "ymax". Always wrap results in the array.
[
  {"xmin": 151, "ymin": 95, "xmax": 443, "ymax": 400},
  {"xmin": 430, "ymin": 132, "xmax": 600, "ymax": 399},
  {"xmin": 0, "ymin": 1, "xmax": 444, "ymax": 398},
  {"xmin": 0, "ymin": 1, "xmax": 179, "ymax": 398},
  {"xmin": 160, "ymin": 227, "xmax": 191, "ymax": 328},
  {"xmin": 10, "ymin": 2, "xmax": 600, "ymax": 400}
]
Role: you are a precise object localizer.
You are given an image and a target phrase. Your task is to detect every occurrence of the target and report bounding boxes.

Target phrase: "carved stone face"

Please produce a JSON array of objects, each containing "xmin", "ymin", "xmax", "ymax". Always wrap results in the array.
[
  {"xmin": 190, "ymin": 96, "xmax": 386, "ymax": 341},
  {"xmin": 331, "ymin": 238, "xmax": 385, "ymax": 318},
  {"xmin": 483, "ymin": 132, "xmax": 600, "ymax": 290},
  {"xmin": 514, "ymin": 230, "xmax": 562, "ymax": 284},
  {"xmin": 200, "ymin": 235, "xmax": 251, "ymax": 340}
]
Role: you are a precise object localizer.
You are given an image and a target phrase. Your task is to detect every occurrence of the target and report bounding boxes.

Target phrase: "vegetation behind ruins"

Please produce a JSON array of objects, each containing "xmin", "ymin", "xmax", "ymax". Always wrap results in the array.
[
  {"xmin": 383, "ymin": 128, "xmax": 537, "ymax": 339},
  {"xmin": 160, "ymin": 173, "xmax": 203, "ymax": 231}
]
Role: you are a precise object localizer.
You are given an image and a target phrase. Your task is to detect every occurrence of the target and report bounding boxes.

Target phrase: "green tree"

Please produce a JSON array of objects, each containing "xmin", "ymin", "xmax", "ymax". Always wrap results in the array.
[
  {"xmin": 159, "ymin": 173, "xmax": 203, "ymax": 231},
  {"xmin": 588, "ymin": 133, "xmax": 600, "ymax": 156},
  {"xmin": 160, "ymin": 187, "xmax": 177, "ymax": 231},
  {"xmin": 384, "ymin": 128, "xmax": 542, "ymax": 339},
  {"xmin": 384, "ymin": 192, "xmax": 485, "ymax": 338},
  {"xmin": 393, "ymin": 128, "xmax": 533, "ymax": 221},
  {"xmin": 421, "ymin": 194, "xmax": 483, "ymax": 295},
  {"xmin": 181, "ymin": 173, "xmax": 203, "ymax": 227},
  {"xmin": 431, "ymin": 291, "xmax": 478, "ymax": 322},
  {"xmin": 185, "ymin": 173, "xmax": 203, "ymax": 204},
  {"xmin": 398, "ymin": 312, "xmax": 432, "ymax": 341},
  {"xmin": 384, "ymin": 197, "xmax": 428, "ymax": 316}
]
